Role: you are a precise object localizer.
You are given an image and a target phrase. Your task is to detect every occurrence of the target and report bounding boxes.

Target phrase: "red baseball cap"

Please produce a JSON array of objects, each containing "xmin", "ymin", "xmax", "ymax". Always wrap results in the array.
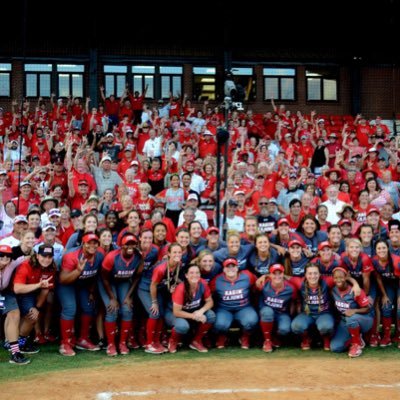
[
  {"xmin": 223, "ymin": 258, "xmax": 238, "ymax": 268},
  {"xmin": 318, "ymin": 241, "xmax": 332, "ymax": 251},
  {"xmin": 206, "ymin": 227, "xmax": 220, "ymax": 235},
  {"xmin": 366, "ymin": 207, "xmax": 380, "ymax": 216},
  {"xmin": 269, "ymin": 264, "xmax": 284, "ymax": 273},
  {"xmin": 288, "ymin": 240, "xmax": 304, "ymax": 248},
  {"xmin": 82, "ymin": 233, "xmax": 99, "ymax": 244},
  {"xmin": 121, "ymin": 235, "xmax": 138, "ymax": 245},
  {"xmin": 0, "ymin": 244, "xmax": 12, "ymax": 254},
  {"xmin": 277, "ymin": 218, "xmax": 289, "ymax": 227}
]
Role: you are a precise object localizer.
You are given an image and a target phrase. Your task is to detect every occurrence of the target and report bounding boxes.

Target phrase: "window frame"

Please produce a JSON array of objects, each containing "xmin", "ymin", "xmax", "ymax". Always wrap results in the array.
[
  {"xmin": 263, "ymin": 67, "xmax": 296, "ymax": 102},
  {"xmin": 103, "ymin": 65, "xmax": 127, "ymax": 98},
  {"xmin": 24, "ymin": 64, "xmax": 53, "ymax": 98},
  {"xmin": 57, "ymin": 64, "xmax": 85, "ymax": 98},
  {"xmin": 193, "ymin": 66, "xmax": 217, "ymax": 101},
  {"xmin": 231, "ymin": 67, "xmax": 256, "ymax": 102},
  {"xmin": 159, "ymin": 66, "xmax": 183, "ymax": 99},
  {"xmin": 0, "ymin": 63, "xmax": 12, "ymax": 98},
  {"xmin": 306, "ymin": 67, "xmax": 339, "ymax": 102}
]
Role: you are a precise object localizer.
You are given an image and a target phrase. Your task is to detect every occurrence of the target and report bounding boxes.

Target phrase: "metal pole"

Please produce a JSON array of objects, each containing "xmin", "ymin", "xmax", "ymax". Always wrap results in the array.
[{"xmin": 17, "ymin": 0, "xmax": 28, "ymax": 214}]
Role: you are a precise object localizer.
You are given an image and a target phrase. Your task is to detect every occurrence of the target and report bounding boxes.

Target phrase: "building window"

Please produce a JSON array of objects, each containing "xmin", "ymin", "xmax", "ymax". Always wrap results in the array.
[
  {"xmin": 0, "ymin": 63, "xmax": 11, "ymax": 97},
  {"xmin": 193, "ymin": 67, "xmax": 216, "ymax": 101},
  {"xmin": 232, "ymin": 67, "xmax": 256, "ymax": 101},
  {"xmin": 132, "ymin": 66, "xmax": 155, "ymax": 99},
  {"xmin": 160, "ymin": 66, "xmax": 182, "ymax": 99},
  {"xmin": 104, "ymin": 65, "xmax": 127, "ymax": 98},
  {"xmin": 24, "ymin": 64, "xmax": 52, "ymax": 97},
  {"xmin": 263, "ymin": 68, "xmax": 296, "ymax": 101},
  {"xmin": 57, "ymin": 64, "xmax": 84, "ymax": 97},
  {"xmin": 306, "ymin": 68, "xmax": 338, "ymax": 101}
]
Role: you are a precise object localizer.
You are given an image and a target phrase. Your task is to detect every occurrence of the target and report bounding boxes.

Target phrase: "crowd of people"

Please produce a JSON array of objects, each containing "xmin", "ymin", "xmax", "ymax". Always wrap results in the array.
[{"xmin": 0, "ymin": 86, "xmax": 399, "ymax": 365}]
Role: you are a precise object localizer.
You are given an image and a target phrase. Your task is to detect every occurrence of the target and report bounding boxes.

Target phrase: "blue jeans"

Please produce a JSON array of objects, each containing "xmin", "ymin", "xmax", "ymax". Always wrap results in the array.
[
  {"xmin": 137, "ymin": 287, "xmax": 165, "ymax": 320},
  {"xmin": 381, "ymin": 284, "xmax": 397, "ymax": 318},
  {"xmin": 98, "ymin": 280, "xmax": 133, "ymax": 322},
  {"xmin": 214, "ymin": 306, "xmax": 259, "ymax": 333},
  {"xmin": 16, "ymin": 293, "xmax": 37, "ymax": 316},
  {"xmin": 291, "ymin": 312, "xmax": 335, "ymax": 335},
  {"xmin": 167, "ymin": 310, "xmax": 216, "ymax": 335},
  {"xmin": 0, "ymin": 291, "xmax": 18, "ymax": 315},
  {"xmin": 58, "ymin": 283, "xmax": 96, "ymax": 320},
  {"xmin": 331, "ymin": 314, "xmax": 373, "ymax": 353},
  {"xmin": 259, "ymin": 306, "xmax": 292, "ymax": 335}
]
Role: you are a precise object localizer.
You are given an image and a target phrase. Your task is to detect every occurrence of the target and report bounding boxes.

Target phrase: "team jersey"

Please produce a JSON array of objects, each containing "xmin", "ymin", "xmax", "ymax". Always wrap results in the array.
[
  {"xmin": 311, "ymin": 254, "xmax": 341, "ymax": 276},
  {"xmin": 213, "ymin": 244, "xmax": 254, "ymax": 271},
  {"xmin": 151, "ymin": 261, "xmax": 182, "ymax": 293},
  {"xmin": 371, "ymin": 254, "xmax": 400, "ymax": 283},
  {"xmin": 61, "ymin": 248, "xmax": 104, "ymax": 282},
  {"xmin": 294, "ymin": 231, "xmax": 328, "ymax": 256},
  {"xmin": 247, "ymin": 248, "xmax": 281, "ymax": 276},
  {"xmin": 289, "ymin": 253, "xmax": 310, "ymax": 277},
  {"xmin": 210, "ymin": 270, "xmax": 256, "ymax": 311},
  {"xmin": 138, "ymin": 245, "xmax": 160, "ymax": 290},
  {"xmin": 299, "ymin": 279, "xmax": 331, "ymax": 315},
  {"xmin": 172, "ymin": 279, "xmax": 211, "ymax": 312},
  {"xmin": 331, "ymin": 286, "xmax": 370, "ymax": 317},
  {"xmin": 340, "ymin": 252, "xmax": 373, "ymax": 283},
  {"xmin": 102, "ymin": 249, "xmax": 142, "ymax": 281},
  {"xmin": 200, "ymin": 264, "xmax": 222, "ymax": 283},
  {"xmin": 260, "ymin": 280, "xmax": 297, "ymax": 313},
  {"xmin": 14, "ymin": 260, "xmax": 56, "ymax": 289}
]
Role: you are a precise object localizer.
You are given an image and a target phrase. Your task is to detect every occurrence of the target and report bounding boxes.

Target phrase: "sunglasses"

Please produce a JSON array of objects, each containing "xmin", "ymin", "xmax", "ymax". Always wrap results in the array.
[
  {"xmin": 259, "ymin": 202, "xmax": 268, "ymax": 205},
  {"xmin": 0, "ymin": 253, "xmax": 11, "ymax": 258}
]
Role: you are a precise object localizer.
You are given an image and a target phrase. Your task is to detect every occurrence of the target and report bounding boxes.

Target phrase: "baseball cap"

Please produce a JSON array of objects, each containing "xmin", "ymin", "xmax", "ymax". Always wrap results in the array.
[
  {"xmin": 366, "ymin": 207, "xmax": 380, "ymax": 216},
  {"xmin": 70, "ymin": 209, "xmax": 82, "ymax": 218},
  {"xmin": 20, "ymin": 181, "xmax": 31, "ymax": 187},
  {"xmin": 49, "ymin": 208, "xmax": 61, "ymax": 218},
  {"xmin": 121, "ymin": 235, "xmax": 138, "ymax": 245},
  {"xmin": 78, "ymin": 179, "xmax": 89, "ymax": 186},
  {"xmin": 269, "ymin": 264, "xmax": 284, "ymax": 273},
  {"xmin": 268, "ymin": 197, "xmax": 277, "ymax": 204},
  {"xmin": 124, "ymin": 145, "xmax": 134, "ymax": 152},
  {"xmin": 223, "ymin": 258, "xmax": 239, "ymax": 268},
  {"xmin": 0, "ymin": 245, "xmax": 12, "ymax": 255},
  {"xmin": 88, "ymin": 194, "xmax": 100, "ymax": 203},
  {"xmin": 0, "ymin": 170, "xmax": 7, "ymax": 175},
  {"xmin": 203, "ymin": 130, "xmax": 213, "ymax": 136},
  {"xmin": 338, "ymin": 219, "xmax": 352, "ymax": 226},
  {"xmin": 100, "ymin": 155, "xmax": 112, "ymax": 164},
  {"xmin": 317, "ymin": 119, "xmax": 325, "ymax": 124},
  {"xmin": 42, "ymin": 222, "xmax": 57, "ymax": 231},
  {"xmin": 82, "ymin": 233, "xmax": 100, "ymax": 244},
  {"xmin": 318, "ymin": 241, "xmax": 332, "ymax": 251},
  {"xmin": 37, "ymin": 245, "xmax": 54, "ymax": 257},
  {"xmin": 277, "ymin": 218, "xmax": 289, "ymax": 227},
  {"xmin": 288, "ymin": 240, "xmax": 304, "ymax": 248},
  {"xmin": 289, "ymin": 173, "xmax": 297, "ymax": 179},
  {"xmin": 13, "ymin": 215, "xmax": 28, "ymax": 224},
  {"xmin": 187, "ymin": 193, "xmax": 198, "ymax": 201},
  {"xmin": 234, "ymin": 190, "xmax": 245, "ymax": 196},
  {"xmin": 130, "ymin": 160, "xmax": 139, "ymax": 166},
  {"xmin": 206, "ymin": 227, "xmax": 220, "ymax": 235}
]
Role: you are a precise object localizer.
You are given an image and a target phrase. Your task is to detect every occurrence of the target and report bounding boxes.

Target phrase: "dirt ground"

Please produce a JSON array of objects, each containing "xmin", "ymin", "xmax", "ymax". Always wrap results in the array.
[{"xmin": 1, "ymin": 358, "xmax": 399, "ymax": 400}]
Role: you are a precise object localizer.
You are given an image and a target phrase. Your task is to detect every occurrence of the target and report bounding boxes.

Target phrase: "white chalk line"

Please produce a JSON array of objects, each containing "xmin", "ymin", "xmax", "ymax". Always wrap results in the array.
[{"xmin": 96, "ymin": 383, "xmax": 400, "ymax": 399}]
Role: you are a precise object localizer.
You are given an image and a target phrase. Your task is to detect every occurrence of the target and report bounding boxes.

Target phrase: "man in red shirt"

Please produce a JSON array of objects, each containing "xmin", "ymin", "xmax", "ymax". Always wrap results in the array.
[
  {"xmin": 198, "ymin": 130, "xmax": 217, "ymax": 158},
  {"xmin": 129, "ymin": 84, "xmax": 148, "ymax": 125}
]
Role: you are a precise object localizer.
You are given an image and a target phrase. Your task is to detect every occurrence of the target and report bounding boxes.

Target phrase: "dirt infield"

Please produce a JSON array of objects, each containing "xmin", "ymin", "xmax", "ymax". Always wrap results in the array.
[{"xmin": 1, "ymin": 358, "xmax": 399, "ymax": 400}]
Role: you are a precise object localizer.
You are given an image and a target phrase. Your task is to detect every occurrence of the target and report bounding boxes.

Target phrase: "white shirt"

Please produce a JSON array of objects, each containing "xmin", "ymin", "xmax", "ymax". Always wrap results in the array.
[
  {"xmin": 188, "ymin": 173, "xmax": 205, "ymax": 196},
  {"xmin": 221, "ymin": 215, "xmax": 245, "ymax": 233},
  {"xmin": 178, "ymin": 209, "xmax": 209, "ymax": 230},
  {"xmin": 0, "ymin": 235, "xmax": 20, "ymax": 247},
  {"xmin": 143, "ymin": 136, "xmax": 162, "ymax": 158},
  {"xmin": 321, "ymin": 199, "xmax": 346, "ymax": 224}
]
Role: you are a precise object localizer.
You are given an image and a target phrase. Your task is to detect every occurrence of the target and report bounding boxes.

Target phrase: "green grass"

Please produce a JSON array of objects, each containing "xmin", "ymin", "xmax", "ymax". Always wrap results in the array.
[{"xmin": 0, "ymin": 343, "xmax": 399, "ymax": 382}]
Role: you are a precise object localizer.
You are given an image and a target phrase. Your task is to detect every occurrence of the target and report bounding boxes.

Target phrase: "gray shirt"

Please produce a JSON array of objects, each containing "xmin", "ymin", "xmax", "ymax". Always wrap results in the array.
[{"xmin": 91, "ymin": 165, "xmax": 123, "ymax": 196}]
